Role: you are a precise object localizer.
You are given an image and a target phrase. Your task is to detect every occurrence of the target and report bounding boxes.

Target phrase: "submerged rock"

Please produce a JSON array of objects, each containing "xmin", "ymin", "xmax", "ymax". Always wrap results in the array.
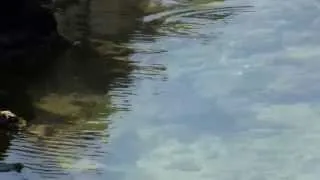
[{"xmin": 0, "ymin": 163, "xmax": 24, "ymax": 173}]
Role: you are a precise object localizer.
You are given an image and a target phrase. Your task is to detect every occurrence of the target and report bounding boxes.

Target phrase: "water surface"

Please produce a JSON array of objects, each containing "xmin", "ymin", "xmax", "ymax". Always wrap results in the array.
[{"xmin": 2, "ymin": 0, "xmax": 320, "ymax": 179}]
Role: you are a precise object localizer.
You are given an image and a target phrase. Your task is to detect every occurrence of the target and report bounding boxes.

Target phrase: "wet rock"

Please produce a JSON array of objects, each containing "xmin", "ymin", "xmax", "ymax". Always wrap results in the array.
[
  {"xmin": 0, "ymin": 110, "xmax": 27, "ymax": 130},
  {"xmin": 0, "ymin": 110, "xmax": 17, "ymax": 124}
]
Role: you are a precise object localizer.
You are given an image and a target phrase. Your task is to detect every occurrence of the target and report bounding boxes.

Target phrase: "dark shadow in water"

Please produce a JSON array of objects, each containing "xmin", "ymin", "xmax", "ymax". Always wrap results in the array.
[
  {"xmin": 0, "ymin": 131, "xmax": 13, "ymax": 161},
  {"xmin": 0, "ymin": 0, "xmax": 73, "ymax": 165}
]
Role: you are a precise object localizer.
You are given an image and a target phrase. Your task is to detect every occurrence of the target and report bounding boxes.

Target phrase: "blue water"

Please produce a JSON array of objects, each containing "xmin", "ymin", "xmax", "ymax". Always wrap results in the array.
[{"xmin": 2, "ymin": 0, "xmax": 320, "ymax": 179}]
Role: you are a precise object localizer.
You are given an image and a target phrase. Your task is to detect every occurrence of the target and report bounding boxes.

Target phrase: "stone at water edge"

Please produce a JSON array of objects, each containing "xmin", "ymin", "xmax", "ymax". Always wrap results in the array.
[
  {"xmin": 0, "ymin": 110, "xmax": 27, "ymax": 128},
  {"xmin": 0, "ymin": 110, "xmax": 17, "ymax": 125}
]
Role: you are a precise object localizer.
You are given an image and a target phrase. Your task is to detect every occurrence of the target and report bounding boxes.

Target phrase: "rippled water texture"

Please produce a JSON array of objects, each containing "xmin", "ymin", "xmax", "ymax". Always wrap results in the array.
[{"xmin": 1, "ymin": 0, "xmax": 320, "ymax": 179}]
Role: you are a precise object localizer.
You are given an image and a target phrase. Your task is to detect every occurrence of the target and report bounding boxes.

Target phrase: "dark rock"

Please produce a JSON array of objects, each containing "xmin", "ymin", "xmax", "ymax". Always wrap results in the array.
[
  {"xmin": 0, "ymin": 0, "xmax": 70, "ymax": 74},
  {"xmin": 0, "ymin": 162, "xmax": 24, "ymax": 173}
]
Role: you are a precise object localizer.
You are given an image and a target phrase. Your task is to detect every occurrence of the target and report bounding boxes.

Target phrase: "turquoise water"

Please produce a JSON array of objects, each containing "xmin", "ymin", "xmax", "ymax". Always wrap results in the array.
[{"xmin": 2, "ymin": 0, "xmax": 320, "ymax": 179}]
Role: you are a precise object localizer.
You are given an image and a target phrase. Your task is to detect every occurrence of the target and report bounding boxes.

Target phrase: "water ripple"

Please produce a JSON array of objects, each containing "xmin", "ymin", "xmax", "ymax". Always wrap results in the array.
[{"xmin": 141, "ymin": 3, "xmax": 253, "ymax": 39}]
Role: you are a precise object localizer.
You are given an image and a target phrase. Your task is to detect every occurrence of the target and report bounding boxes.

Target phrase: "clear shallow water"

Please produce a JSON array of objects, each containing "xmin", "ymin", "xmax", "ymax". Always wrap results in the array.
[{"xmin": 2, "ymin": 0, "xmax": 320, "ymax": 179}]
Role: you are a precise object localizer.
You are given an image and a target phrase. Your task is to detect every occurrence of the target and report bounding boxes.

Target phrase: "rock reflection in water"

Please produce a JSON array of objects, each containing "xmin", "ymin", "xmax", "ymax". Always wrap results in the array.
[{"xmin": 0, "ymin": 0, "xmax": 166, "ymax": 179}]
